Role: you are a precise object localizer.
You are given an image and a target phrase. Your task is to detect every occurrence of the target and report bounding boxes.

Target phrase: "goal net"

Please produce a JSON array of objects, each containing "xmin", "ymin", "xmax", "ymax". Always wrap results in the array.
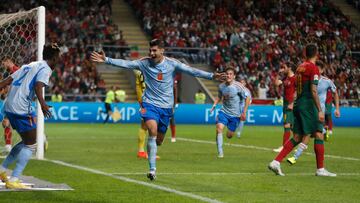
[{"xmin": 0, "ymin": 6, "xmax": 46, "ymax": 159}]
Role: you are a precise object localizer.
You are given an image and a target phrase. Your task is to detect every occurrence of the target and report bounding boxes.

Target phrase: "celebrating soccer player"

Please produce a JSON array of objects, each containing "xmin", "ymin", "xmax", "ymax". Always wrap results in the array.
[
  {"xmin": 0, "ymin": 44, "xmax": 60, "ymax": 188},
  {"xmin": 210, "ymin": 67, "xmax": 251, "ymax": 158},
  {"xmin": 91, "ymin": 39, "xmax": 225, "ymax": 181},
  {"xmin": 286, "ymin": 61, "xmax": 340, "ymax": 165},
  {"xmin": 268, "ymin": 44, "xmax": 336, "ymax": 177},
  {"xmin": 273, "ymin": 62, "xmax": 296, "ymax": 152}
]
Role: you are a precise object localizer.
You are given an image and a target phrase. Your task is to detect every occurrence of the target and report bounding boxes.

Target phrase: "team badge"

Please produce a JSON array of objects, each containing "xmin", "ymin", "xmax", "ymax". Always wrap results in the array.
[{"xmin": 157, "ymin": 72, "xmax": 163, "ymax": 80}]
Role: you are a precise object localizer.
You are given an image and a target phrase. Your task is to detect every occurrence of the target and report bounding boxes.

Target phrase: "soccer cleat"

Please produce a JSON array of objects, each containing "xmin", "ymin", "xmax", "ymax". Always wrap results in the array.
[
  {"xmin": 171, "ymin": 137, "xmax": 176, "ymax": 143},
  {"xmin": 147, "ymin": 171, "xmax": 156, "ymax": 181},
  {"xmin": 236, "ymin": 132, "xmax": 241, "ymax": 138},
  {"xmin": 0, "ymin": 171, "xmax": 8, "ymax": 183},
  {"xmin": 324, "ymin": 129, "xmax": 330, "ymax": 142},
  {"xmin": 268, "ymin": 160, "xmax": 285, "ymax": 176},
  {"xmin": 5, "ymin": 180, "xmax": 31, "ymax": 189},
  {"xmin": 315, "ymin": 168, "xmax": 337, "ymax": 177},
  {"xmin": 137, "ymin": 151, "xmax": 148, "ymax": 159},
  {"xmin": 217, "ymin": 153, "xmax": 224, "ymax": 158},
  {"xmin": 273, "ymin": 146, "xmax": 283, "ymax": 153},
  {"xmin": 287, "ymin": 157, "xmax": 297, "ymax": 165}
]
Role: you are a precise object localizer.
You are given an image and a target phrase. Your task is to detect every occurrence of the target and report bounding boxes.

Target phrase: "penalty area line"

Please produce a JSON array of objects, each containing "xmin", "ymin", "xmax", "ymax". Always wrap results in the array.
[
  {"xmin": 45, "ymin": 159, "xmax": 223, "ymax": 203},
  {"xmin": 177, "ymin": 138, "xmax": 360, "ymax": 161}
]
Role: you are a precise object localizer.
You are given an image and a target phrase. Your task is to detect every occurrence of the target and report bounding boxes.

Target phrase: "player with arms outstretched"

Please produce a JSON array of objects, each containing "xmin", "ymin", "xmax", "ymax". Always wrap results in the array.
[
  {"xmin": 91, "ymin": 39, "xmax": 225, "ymax": 181},
  {"xmin": 211, "ymin": 67, "xmax": 250, "ymax": 158},
  {"xmin": 0, "ymin": 44, "xmax": 60, "ymax": 188}
]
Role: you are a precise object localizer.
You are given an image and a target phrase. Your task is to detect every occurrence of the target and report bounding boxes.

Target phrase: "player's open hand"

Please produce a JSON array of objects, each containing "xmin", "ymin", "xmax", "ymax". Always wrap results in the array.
[
  {"xmin": 334, "ymin": 109, "xmax": 340, "ymax": 118},
  {"xmin": 91, "ymin": 50, "xmax": 106, "ymax": 63},
  {"xmin": 318, "ymin": 111, "xmax": 325, "ymax": 123},
  {"xmin": 41, "ymin": 104, "xmax": 52, "ymax": 119},
  {"xmin": 213, "ymin": 72, "xmax": 227, "ymax": 82}
]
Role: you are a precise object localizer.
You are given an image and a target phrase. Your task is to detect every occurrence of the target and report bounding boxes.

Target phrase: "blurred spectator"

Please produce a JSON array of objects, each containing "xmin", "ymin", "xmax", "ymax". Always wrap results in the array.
[
  {"xmin": 115, "ymin": 88, "xmax": 127, "ymax": 103},
  {"xmin": 258, "ymin": 80, "xmax": 269, "ymax": 99},
  {"xmin": 195, "ymin": 89, "xmax": 206, "ymax": 104},
  {"xmin": 51, "ymin": 90, "xmax": 63, "ymax": 102}
]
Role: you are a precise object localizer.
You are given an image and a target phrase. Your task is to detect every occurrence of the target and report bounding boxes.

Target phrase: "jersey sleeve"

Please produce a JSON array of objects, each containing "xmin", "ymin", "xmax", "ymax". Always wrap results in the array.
[
  {"xmin": 105, "ymin": 57, "xmax": 141, "ymax": 70},
  {"xmin": 310, "ymin": 65, "xmax": 320, "ymax": 85},
  {"xmin": 36, "ymin": 67, "xmax": 52, "ymax": 86},
  {"xmin": 329, "ymin": 80, "xmax": 336, "ymax": 93},
  {"xmin": 174, "ymin": 60, "xmax": 213, "ymax": 80}
]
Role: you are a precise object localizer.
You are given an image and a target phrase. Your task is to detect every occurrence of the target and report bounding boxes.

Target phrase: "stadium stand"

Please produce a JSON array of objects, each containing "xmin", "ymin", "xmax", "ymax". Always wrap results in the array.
[
  {"xmin": 0, "ymin": 0, "xmax": 128, "ymax": 101},
  {"xmin": 127, "ymin": 0, "xmax": 360, "ymax": 105}
]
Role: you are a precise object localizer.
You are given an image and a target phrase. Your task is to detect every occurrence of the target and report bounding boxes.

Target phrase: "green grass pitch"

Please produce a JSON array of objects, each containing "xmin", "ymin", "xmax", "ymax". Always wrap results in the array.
[{"xmin": 1, "ymin": 123, "xmax": 360, "ymax": 202}]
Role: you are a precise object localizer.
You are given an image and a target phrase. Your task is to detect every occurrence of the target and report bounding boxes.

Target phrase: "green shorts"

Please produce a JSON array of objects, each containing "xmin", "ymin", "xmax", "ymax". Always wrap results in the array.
[
  {"xmin": 293, "ymin": 103, "xmax": 323, "ymax": 135},
  {"xmin": 325, "ymin": 103, "xmax": 332, "ymax": 115},
  {"xmin": 283, "ymin": 108, "xmax": 294, "ymax": 126}
]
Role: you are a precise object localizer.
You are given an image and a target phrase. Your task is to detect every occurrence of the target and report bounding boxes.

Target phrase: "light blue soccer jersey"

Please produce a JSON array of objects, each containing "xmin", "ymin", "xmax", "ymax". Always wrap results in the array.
[
  {"xmin": 240, "ymin": 86, "xmax": 252, "ymax": 109},
  {"xmin": 218, "ymin": 82, "xmax": 250, "ymax": 117},
  {"xmin": 318, "ymin": 76, "xmax": 336, "ymax": 112},
  {"xmin": 105, "ymin": 57, "xmax": 213, "ymax": 108},
  {"xmin": 4, "ymin": 61, "xmax": 52, "ymax": 115}
]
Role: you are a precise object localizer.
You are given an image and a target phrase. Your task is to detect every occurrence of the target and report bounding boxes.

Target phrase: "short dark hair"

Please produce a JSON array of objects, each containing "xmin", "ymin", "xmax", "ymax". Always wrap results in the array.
[
  {"xmin": 316, "ymin": 60, "xmax": 324, "ymax": 70},
  {"xmin": 284, "ymin": 61, "xmax": 296, "ymax": 72},
  {"xmin": 225, "ymin": 66, "xmax": 236, "ymax": 75},
  {"xmin": 305, "ymin": 44, "xmax": 318, "ymax": 59},
  {"xmin": 149, "ymin": 39, "xmax": 164, "ymax": 48},
  {"xmin": 43, "ymin": 43, "xmax": 60, "ymax": 60}
]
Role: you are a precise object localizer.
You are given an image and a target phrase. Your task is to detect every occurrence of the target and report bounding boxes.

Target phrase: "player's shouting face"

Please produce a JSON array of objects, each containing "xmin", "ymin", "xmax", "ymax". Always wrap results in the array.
[{"xmin": 149, "ymin": 45, "xmax": 164, "ymax": 64}]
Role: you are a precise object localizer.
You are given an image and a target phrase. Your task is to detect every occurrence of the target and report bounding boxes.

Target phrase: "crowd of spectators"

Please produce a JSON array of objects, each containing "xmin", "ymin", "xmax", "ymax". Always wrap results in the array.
[
  {"xmin": 128, "ymin": 0, "xmax": 360, "ymax": 104},
  {"xmin": 0, "ymin": 0, "xmax": 127, "ymax": 101}
]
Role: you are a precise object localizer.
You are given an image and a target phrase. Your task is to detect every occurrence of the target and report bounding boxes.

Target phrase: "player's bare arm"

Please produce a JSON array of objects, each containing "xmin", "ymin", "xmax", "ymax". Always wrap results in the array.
[
  {"xmin": 311, "ymin": 83, "xmax": 324, "ymax": 122},
  {"xmin": 0, "ymin": 77, "xmax": 13, "ymax": 90},
  {"xmin": 213, "ymin": 72, "xmax": 227, "ymax": 82},
  {"xmin": 35, "ymin": 82, "xmax": 52, "ymax": 119},
  {"xmin": 211, "ymin": 97, "xmax": 221, "ymax": 113},
  {"xmin": 241, "ymin": 97, "xmax": 251, "ymax": 121},
  {"xmin": 334, "ymin": 90, "xmax": 340, "ymax": 117}
]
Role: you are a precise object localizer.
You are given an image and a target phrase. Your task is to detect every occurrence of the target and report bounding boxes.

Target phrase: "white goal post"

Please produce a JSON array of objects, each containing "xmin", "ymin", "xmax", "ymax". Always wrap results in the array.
[{"xmin": 0, "ymin": 6, "xmax": 46, "ymax": 159}]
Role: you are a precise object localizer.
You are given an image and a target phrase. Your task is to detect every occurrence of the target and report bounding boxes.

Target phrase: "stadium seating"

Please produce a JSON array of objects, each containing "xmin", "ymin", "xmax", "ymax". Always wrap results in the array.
[
  {"xmin": 0, "ymin": 0, "xmax": 127, "ymax": 101},
  {"xmin": 127, "ymin": 0, "xmax": 360, "ymax": 103}
]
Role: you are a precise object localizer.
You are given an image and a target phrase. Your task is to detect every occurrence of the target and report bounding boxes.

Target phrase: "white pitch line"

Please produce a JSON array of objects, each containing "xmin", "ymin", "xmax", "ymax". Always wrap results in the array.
[
  {"xmin": 46, "ymin": 159, "xmax": 223, "ymax": 203},
  {"xmin": 111, "ymin": 172, "xmax": 360, "ymax": 176},
  {"xmin": 177, "ymin": 137, "xmax": 360, "ymax": 161}
]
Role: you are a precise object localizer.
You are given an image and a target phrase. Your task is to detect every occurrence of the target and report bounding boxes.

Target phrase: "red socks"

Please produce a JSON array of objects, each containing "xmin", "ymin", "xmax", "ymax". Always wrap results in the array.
[
  {"xmin": 283, "ymin": 128, "xmax": 291, "ymax": 145},
  {"xmin": 314, "ymin": 139, "xmax": 324, "ymax": 169},
  {"xmin": 275, "ymin": 138, "xmax": 297, "ymax": 162},
  {"xmin": 170, "ymin": 124, "xmax": 176, "ymax": 138},
  {"xmin": 4, "ymin": 127, "xmax": 12, "ymax": 145}
]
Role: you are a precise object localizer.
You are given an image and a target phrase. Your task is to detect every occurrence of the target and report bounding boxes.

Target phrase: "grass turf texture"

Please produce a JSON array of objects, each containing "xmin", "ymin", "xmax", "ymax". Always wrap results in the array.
[{"xmin": 1, "ymin": 123, "xmax": 360, "ymax": 203}]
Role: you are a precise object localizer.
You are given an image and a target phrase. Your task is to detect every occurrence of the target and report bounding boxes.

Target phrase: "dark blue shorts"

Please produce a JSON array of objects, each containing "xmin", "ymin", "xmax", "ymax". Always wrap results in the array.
[
  {"xmin": 216, "ymin": 111, "xmax": 240, "ymax": 132},
  {"xmin": 5, "ymin": 112, "xmax": 36, "ymax": 133},
  {"xmin": 140, "ymin": 102, "xmax": 173, "ymax": 134}
]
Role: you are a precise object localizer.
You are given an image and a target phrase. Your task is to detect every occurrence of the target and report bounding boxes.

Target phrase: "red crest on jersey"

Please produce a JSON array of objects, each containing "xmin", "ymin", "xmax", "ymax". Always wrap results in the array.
[{"xmin": 157, "ymin": 72, "xmax": 163, "ymax": 80}]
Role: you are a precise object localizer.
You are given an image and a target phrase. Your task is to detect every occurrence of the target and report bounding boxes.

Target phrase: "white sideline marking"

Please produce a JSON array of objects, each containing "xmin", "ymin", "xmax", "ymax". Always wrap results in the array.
[
  {"xmin": 111, "ymin": 172, "xmax": 360, "ymax": 176},
  {"xmin": 177, "ymin": 138, "xmax": 360, "ymax": 161},
  {"xmin": 46, "ymin": 159, "xmax": 223, "ymax": 203}
]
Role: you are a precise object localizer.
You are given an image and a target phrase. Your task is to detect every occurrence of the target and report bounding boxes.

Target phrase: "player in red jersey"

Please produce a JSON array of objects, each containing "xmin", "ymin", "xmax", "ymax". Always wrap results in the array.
[
  {"xmin": 269, "ymin": 44, "xmax": 336, "ymax": 177},
  {"xmin": 273, "ymin": 62, "xmax": 296, "ymax": 152},
  {"xmin": 1, "ymin": 58, "xmax": 19, "ymax": 154}
]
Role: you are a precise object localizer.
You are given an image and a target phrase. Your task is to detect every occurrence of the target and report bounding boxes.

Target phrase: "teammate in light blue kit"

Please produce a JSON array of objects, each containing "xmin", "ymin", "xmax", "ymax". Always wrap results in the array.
[
  {"xmin": 235, "ymin": 79, "xmax": 252, "ymax": 138},
  {"xmin": 210, "ymin": 67, "xmax": 251, "ymax": 158},
  {"xmin": 0, "ymin": 44, "xmax": 60, "ymax": 189},
  {"xmin": 287, "ymin": 61, "xmax": 340, "ymax": 165},
  {"xmin": 91, "ymin": 39, "xmax": 225, "ymax": 180}
]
